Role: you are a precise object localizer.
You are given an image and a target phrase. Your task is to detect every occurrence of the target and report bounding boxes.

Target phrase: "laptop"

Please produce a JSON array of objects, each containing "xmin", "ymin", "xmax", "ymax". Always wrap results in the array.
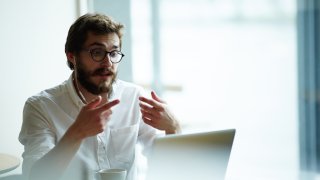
[{"xmin": 145, "ymin": 129, "xmax": 236, "ymax": 180}]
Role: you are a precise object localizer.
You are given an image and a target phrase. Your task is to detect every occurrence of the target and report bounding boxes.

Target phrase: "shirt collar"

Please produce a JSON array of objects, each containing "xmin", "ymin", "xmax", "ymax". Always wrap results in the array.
[{"xmin": 66, "ymin": 73, "xmax": 86, "ymax": 108}]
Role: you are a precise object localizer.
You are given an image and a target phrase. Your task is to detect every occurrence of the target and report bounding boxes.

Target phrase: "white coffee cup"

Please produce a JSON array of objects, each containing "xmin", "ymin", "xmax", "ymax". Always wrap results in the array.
[{"xmin": 98, "ymin": 168, "xmax": 127, "ymax": 180}]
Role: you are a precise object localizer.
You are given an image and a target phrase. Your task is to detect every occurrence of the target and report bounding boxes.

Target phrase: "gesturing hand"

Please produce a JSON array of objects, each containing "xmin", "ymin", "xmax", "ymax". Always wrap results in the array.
[
  {"xmin": 139, "ymin": 91, "xmax": 181, "ymax": 134},
  {"xmin": 70, "ymin": 96, "xmax": 120, "ymax": 139}
]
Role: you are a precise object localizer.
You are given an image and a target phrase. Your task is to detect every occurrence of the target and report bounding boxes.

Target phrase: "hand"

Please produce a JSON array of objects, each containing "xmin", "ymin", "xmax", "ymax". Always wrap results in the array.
[
  {"xmin": 139, "ymin": 91, "xmax": 181, "ymax": 134},
  {"xmin": 70, "ymin": 96, "xmax": 120, "ymax": 139}
]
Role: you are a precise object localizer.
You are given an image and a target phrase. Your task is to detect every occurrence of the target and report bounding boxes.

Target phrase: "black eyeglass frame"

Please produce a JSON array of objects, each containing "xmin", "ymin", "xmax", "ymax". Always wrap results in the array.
[{"xmin": 83, "ymin": 48, "xmax": 125, "ymax": 63}]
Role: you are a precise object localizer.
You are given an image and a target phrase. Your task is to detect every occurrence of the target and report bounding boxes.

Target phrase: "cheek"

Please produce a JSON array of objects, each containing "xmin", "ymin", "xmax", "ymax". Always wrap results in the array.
[
  {"xmin": 77, "ymin": 57, "xmax": 95, "ymax": 70},
  {"xmin": 112, "ymin": 64, "xmax": 119, "ymax": 71}
]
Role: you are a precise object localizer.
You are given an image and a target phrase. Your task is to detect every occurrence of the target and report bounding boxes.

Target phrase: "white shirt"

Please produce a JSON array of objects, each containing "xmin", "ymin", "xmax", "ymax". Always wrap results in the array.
[{"xmin": 19, "ymin": 75, "xmax": 158, "ymax": 180}]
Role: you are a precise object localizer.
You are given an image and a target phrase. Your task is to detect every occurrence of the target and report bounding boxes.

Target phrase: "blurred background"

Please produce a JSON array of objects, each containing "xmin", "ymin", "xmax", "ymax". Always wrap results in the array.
[{"xmin": 0, "ymin": 0, "xmax": 319, "ymax": 179}]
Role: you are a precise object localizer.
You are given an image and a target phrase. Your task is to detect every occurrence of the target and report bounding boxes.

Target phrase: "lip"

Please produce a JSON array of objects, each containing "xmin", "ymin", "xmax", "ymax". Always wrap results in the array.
[
  {"xmin": 93, "ymin": 68, "xmax": 113, "ymax": 75},
  {"xmin": 95, "ymin": 73, "xmax": 112, "ymax": 81}
]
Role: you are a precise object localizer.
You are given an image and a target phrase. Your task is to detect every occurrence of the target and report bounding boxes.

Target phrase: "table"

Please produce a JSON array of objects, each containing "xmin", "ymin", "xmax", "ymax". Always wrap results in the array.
[{"xmin": 0, "ymin": 153, "xmax": 20, "ymax": 174}]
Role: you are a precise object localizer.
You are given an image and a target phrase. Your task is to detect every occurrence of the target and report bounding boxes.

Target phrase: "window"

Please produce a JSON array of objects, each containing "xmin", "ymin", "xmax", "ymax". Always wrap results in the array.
[{"xmin": 131, "ymin": 0, "xmax": 298, "ymax": 179}]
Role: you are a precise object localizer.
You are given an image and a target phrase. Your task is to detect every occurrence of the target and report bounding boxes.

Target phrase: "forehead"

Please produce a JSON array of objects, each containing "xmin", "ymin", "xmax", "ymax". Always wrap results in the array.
[{"xmin": 84, "ymin": 31, "xmax": 120, "ymax": 48}]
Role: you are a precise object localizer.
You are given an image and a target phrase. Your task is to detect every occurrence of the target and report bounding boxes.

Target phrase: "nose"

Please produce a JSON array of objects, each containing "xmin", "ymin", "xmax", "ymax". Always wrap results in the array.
[{"xmin": 101, "ymin": 53, "xmax": 112, "ymax": 67}]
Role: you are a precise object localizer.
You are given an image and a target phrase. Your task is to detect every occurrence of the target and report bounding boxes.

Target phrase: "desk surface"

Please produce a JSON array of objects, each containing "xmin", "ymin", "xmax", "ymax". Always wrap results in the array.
[{"xmin": 0, "ymin": 153, "xmax": 20, "ymax": 174}]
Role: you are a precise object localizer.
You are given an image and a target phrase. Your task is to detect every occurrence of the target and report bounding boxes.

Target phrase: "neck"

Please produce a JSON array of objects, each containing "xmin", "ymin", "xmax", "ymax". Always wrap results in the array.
[{"xmin": 72, "ymin": 73, "xmax": 108, "ymax": 104}]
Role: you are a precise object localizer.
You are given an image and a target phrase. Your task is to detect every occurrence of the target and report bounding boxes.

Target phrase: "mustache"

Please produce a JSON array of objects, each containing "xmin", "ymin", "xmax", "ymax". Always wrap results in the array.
[{"xmin": 92, "ymin": 67, "xmax": 115, "ymax": 76}]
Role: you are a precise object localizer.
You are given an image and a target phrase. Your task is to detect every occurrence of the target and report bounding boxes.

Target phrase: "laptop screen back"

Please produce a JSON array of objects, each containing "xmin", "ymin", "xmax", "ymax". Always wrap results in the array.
[{"xmin": 145, "ymin": 129, "xmax": 236, "ymax": 180}]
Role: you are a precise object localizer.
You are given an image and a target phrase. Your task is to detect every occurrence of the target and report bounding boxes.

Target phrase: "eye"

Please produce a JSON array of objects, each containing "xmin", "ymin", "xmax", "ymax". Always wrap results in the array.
[
  {"xmin": 109, "ymin": 50, "xmax": 120, "ymax": 58},
  {"xmin": 91, "ymin": 48, "xmax": 105, "ymax": 57}
]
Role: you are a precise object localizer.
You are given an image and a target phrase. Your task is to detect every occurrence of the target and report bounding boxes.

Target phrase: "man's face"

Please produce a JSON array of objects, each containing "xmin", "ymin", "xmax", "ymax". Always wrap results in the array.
[{"xmin": 74, "ymin": 32, "xmax": 120, "ymax": 96}]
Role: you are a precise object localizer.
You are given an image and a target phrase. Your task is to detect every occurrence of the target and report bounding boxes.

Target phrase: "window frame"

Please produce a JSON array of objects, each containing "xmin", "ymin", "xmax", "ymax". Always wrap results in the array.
[{"xmin": 297, "ymin": 0, "xmax": 320, "ymax": 176}]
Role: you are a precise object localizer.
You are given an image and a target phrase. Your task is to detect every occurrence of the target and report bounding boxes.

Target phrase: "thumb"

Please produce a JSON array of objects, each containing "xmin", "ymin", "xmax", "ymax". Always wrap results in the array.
[
  {"xmin": 86, "ymin": 96, "xmax": 102, "ymax": 109},
  {"xmin": 151, "ymin": 91, "xmax": 165, "ymax": 103}
]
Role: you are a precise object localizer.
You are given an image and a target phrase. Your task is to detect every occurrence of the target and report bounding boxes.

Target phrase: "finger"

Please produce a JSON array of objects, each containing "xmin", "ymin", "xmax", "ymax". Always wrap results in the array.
[
  {"xmin": 96, "ymin": 99, "xmax": 120, "ymax": 113},
  {"xmin": 151, "ymin": 91, "xmax": 166, "ymax": 103},
  {"xmin": 142, "ymin": 115, "xmax": 153, "ymax": 121},
  {"xmin": 141, "ymin": 111, "xmax": 156, "ymax": 120},
  {"xmin": 85, "ymin": 96, "xmax": 102, "ymax": 109},
  {"xmin": 139, "ymin": 96, "xmax": 163, "ymax": 110},
  {"xmin": 142, "ymin": 117, "xmax": 156, "ymax": 127},
  {"xmin": 140, "ymin": 104, "xmax": 161, "ymax": 118},
  {"xmin": 139, "ymin": 102, "xmax": 153, "ymax": 111},
  {"xmin": 101, "ymin": 109, "xmax": 112, "ymax": 119}
]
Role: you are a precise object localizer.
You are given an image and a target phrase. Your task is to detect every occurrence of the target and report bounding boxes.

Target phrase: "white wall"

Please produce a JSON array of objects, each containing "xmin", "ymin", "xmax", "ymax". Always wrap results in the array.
[{"xmin": 0, "ymin": 0, "xmax": 77, "ymax": 176}]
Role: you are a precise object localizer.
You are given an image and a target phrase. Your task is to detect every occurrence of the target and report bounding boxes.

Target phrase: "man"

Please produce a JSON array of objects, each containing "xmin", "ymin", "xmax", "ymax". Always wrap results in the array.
[{"xmin": 19, "ymin": 13, "xmax": 181, "ymax": 180}]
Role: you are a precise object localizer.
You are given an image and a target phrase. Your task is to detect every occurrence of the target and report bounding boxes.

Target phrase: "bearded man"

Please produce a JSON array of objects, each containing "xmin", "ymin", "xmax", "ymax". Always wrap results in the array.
[{"xmin": 19, "ymin": 13, "xmax": 180, "ymax": 180}]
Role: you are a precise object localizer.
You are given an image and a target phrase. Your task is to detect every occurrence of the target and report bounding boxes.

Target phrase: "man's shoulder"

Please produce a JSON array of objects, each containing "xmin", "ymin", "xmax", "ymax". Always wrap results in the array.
[{"xmin": 26, "ymin": 80, "xmax": 68, "ymax": 104}]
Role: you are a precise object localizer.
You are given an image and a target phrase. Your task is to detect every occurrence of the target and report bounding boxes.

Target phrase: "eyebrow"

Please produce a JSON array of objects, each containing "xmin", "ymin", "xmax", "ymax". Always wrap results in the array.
[{"xmin": 88, "ymin": 42, "xmax": 119, "ymax": 49}]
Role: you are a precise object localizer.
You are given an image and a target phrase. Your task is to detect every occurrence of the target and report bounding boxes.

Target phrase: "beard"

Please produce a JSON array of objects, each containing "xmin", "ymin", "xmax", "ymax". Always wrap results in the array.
[{"xmin": 75, "ymin": 59, "xmax": 117, "ymax": 97}]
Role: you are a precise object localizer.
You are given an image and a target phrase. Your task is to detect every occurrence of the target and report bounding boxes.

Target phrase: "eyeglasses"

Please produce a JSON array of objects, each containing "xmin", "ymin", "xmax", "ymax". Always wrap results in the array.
[{"xmin": 84, "ymin": 48, "xmax": 125, "ymax": 63}]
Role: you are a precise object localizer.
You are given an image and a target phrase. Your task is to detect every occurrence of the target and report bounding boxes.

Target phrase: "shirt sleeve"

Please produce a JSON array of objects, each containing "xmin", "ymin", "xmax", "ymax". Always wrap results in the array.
[
  {"xmin": 135, "ymin": 88, "xmax": 163, "ymax": 157},
  {"xmin": 18, "ymin": 98, "xmax": 56, "ymax": 178}
]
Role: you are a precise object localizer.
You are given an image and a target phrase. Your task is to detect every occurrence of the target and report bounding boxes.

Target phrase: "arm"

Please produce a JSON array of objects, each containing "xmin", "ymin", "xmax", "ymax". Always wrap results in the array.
[
  {"xmin": 29, "ymin": 97, "xmax": 119, "ymax": 180},
  {"xmin": 29, "ymin": 127, "xmax": 82, "ymax": 180},
  {"xmin": 139, "ymin": 91, "xmax": 181, "ymax": 135}
]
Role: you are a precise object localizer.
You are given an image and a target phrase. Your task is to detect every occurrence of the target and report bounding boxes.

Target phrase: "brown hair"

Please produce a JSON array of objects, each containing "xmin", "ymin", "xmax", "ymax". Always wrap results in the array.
[{"xmin": 65, "ymin": 13, "xmax": 124, "ymax": 69}]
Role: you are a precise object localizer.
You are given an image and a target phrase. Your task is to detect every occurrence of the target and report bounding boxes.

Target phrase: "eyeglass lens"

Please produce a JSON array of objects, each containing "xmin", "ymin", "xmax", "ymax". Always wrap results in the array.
[{"xmin": 90, "ymin": 48, "xmax": 124, "ymax": 63}]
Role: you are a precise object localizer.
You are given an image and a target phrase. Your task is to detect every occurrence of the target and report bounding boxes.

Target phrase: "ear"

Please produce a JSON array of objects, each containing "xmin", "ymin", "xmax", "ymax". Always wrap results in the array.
[{"xmin": 67, "ymin": 52, "xmax": 76, "ymax": 66}]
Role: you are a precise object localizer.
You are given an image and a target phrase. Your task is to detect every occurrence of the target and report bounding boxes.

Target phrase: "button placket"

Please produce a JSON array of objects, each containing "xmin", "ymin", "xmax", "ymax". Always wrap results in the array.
[{"xmin": 97, "ymin": 130, "xmax": 111, "ymax": 169}]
